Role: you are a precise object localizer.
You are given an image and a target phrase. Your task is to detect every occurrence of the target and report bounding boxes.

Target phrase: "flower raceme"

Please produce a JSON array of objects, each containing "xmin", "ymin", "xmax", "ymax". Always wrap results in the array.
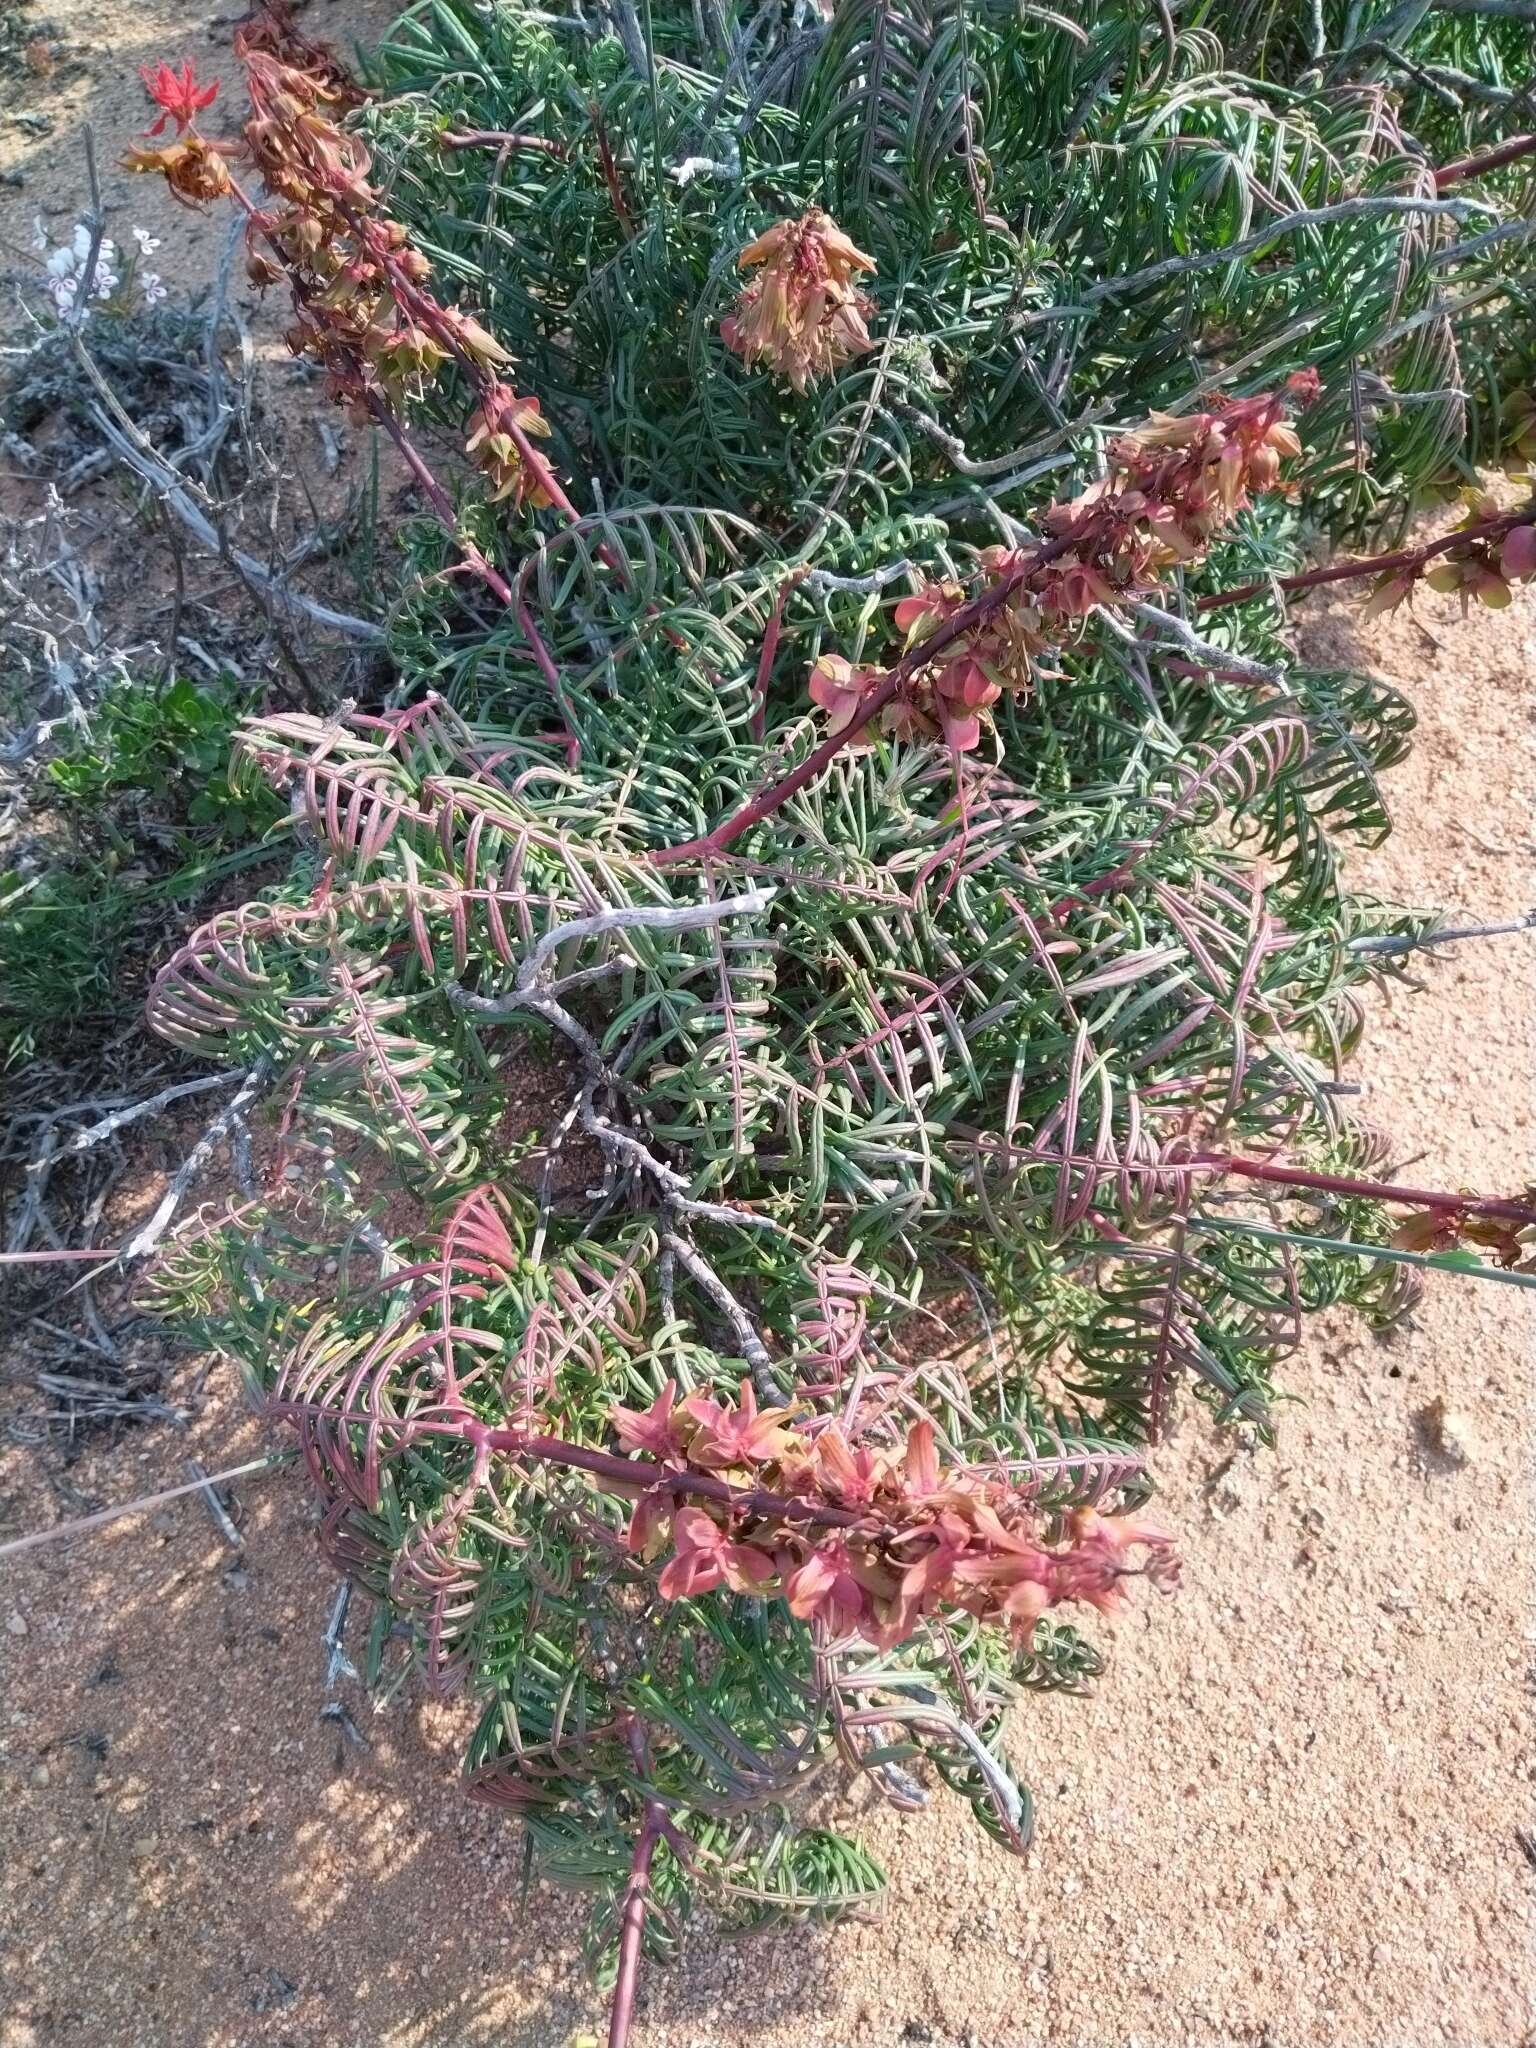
[
  {"xmin": 609, "ymin": 1381, "xmax": 1179, "ymax": 1651},
  {"xmin": 721, "ymin": 209, "xmax": 877, "ymax": 391},
  {"xmin": 123, "ymin": 15, "xmax": 562, "ymax": 521},
  {"xmin": 808, "ymin": 377, "xmax": 1316, "ymax": 753},
  {"xmin": 464, "ymin": 386, "xmax": 557, "ymax": 510}
]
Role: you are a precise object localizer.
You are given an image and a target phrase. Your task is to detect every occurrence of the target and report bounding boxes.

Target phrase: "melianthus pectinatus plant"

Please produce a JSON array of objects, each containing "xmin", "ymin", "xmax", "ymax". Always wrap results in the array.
[{"xmin": 122, "ymin": 2, "xmax": 1536, "ymax": 2037}]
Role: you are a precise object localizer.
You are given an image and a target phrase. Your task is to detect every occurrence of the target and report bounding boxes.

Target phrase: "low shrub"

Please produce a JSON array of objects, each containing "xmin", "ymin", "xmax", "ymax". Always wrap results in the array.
[{"xmin": 119, "ymin": 3, "xmax": 1535, "ymax": 2037}]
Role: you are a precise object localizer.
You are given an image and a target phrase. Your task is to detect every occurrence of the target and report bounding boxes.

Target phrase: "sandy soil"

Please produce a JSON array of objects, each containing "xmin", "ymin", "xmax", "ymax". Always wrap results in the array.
[{"xmin": 1, "ymin": 9, "xmax": 1534, "ymax": 2048}]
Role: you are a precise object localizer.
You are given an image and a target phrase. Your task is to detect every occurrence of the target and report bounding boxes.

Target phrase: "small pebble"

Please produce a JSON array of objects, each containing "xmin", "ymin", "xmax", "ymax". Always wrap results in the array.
[
  {"xmin": 31, "ymin": 1764, "xmax": 50, "ymax": 1788},
  {"xmin": 1420, "ymin": 1395, "xmax": 1473, "ymax": 1467},
  {"xmin": 7, "ymin": 1613, "xmax": 28, "ymax": 1638}
]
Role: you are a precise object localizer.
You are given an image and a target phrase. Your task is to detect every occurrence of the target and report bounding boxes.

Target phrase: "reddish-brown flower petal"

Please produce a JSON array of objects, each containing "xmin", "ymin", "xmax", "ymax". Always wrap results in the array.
[
  {"xmin": 1502, "ymin": 525, "xmax": 1536, "ymax": 579},
  {"xmin": 904, "ymin": 1419, "xmax": 940, "ymax": 1496},
  {"xmin": 611, "ymin": 1380, "xmax": 684, "ymax": 1461}
]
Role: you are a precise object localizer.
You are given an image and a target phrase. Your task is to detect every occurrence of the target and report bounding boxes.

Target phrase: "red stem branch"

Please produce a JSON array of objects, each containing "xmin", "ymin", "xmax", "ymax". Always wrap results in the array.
[
  {"xmin": 750, "ymin": 571, "xmax": 803, "ymax": 744},
  {"xmin": 1021, "ymin": 1145, "xmax": 1536, "ymax": 1230},
  {"xmin": 608, "ymin": 1750, "xmax": 665, "ymax": 2048},
  {"xmin": 1195, "ymin": 509, "xmax": 1529, "ymax": 612},
  {"xmin": 1195, "ymin": 1151, "xmax": 1536, "ymax": 1228},
  {"xmin": 0, "ymin": 1248, "xmax": 121, "ymax": 1263},
  {"xmin": 1434, "ymin": 131, "xmax": 1536, "ymax": 190},
  {"xmin": 589, "ymin": 100, "xmax": 636, "ymax": 237},
  {"xmin": 466, "ymin": 1423, "xmax": 868, "ymax": 1528},
  {"xmin": 652, "ymin": 548, "xmax": 1067, "ymax": 866},
  {"xmin": 367, "ymin": 397, "xmax": 517, "ymax": 606}
]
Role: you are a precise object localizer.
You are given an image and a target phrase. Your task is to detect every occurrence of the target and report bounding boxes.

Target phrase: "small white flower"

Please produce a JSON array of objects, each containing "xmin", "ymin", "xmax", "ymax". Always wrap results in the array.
[
  {"xmin": 40, "ymin": 223, "xmax": 119, "ymax": 318},
  {"xmin": 141, "ymin": 272, "xmax": 168, "ymax": 307},
  {"xmin": 91, "ymin": 240, "xmax": 120, "ymax": 300},
  {"xmin": 31, "ymin": 216, "xmax": 49, "ymax": 255},
  {"xmin": 132, "ymin": 227, "xmax": 162, "ymax": 256}
]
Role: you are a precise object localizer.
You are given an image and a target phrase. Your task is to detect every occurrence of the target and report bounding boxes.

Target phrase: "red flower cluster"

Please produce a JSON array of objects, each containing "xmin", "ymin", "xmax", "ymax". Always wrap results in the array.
[
  {"xmin": 809, "ymin": 377, "xmax": 1315, "ymax": 753},
  {"xmin": 721, "ymin": 209, "xmax": 877, "ymax": 392},
  {"xmin": 610, "ymin": 1381, "xmax": 1179, "ymax": 1651},
  {"xmin": 124, "ymin": 61, "xmax": 237, "ymax": 204},
  {"xmin": 465, "ymin": 385, "xmax": 557, "ymax": 510},
  {"xmin": 124, "ymin": 12, "xmax": 561, "ymax": 517}
]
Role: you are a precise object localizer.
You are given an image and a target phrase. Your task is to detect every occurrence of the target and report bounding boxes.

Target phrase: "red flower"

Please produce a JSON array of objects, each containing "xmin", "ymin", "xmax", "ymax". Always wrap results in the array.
[
  {"xmin": 140, "ymin": 59, "xmax": 221, "ymax": 136},
  {"xmin": 1285, "ymin": 366, "xmax": 1323, "ymax": 407},
  {"xmin": 722, "ymin": 208, "xmax": 876, "ymax": 391},
  {"xmin": 892, "ymin": 581, "xmax": 965, "ymax": 641},
  {"xmin": 810, "ymin": 1425, "xmax": 888, "ymax": 1505},
  {"xmin": 1048, "ymin": 1508, "xmax": 1180, "ymax": 1614},
  {"xmin": 870, "ymin": 1535, "xmax": 964, "ymax": 1648},
  {"xmin": 1501, "ymin": 525, "xmax": 1536, "ymax": 580},
  {"xmin": 623, "ymin": 1490, "xmax": 672, "ymax": 1561},
  {"xmin": 677, "ymin": 1380, "xmax": 793, "ymax": 1469},
  {"xmin": 930, "ymin": 653, "xmax": 1000, "ymax": 753},
  {"xmin": 948, "ymin": 1546, "xmax": 1052, "ymax": 1638},
  {"xmin": 807, "ymin": 653, "xmax": 878, "ymax": 737},
  {"xmin": 1047, "ymin": 557, "xmax": 1116, "ymax": 618},
  {"xmin": 610, "ymin": 1380, "xmax": 685, "ymax": 1462},
  {"xmin": 784, "ymin": 1542, "xmax": 869, "ymax": 1636},
  {"xmin": 656, "ymin": 1507, "xmax": 777, "ymax": 1600},
  {"xmin": 902, "ymin": 1418, "xmax": 941, "ymax": 1497}
]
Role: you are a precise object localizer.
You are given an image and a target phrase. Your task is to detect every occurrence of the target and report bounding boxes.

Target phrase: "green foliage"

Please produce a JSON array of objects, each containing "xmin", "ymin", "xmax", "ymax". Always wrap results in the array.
[
  {"xmin": 367, "ymin": 0, "xmax": 1534, "ymax": 539},
  {"xmin": 1, "ymin": 672, "xmax": 282, "ymax": 1064},
  {"xmin": 147, "ymin": 0, "xmax": 1531, "ymax": 2010},
  {"xmin": 0, "ymin": 862, "xmax": 141, "ymax": 1065},
  {"xmin": 47, "ymin": 673, "xmax": 281, "ymax": 840}
]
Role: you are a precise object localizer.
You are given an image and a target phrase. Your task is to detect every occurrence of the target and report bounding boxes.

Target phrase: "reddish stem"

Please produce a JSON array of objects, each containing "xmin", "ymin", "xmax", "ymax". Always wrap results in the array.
[
  {"xmin": 1195, "ymin": 510, "xmax": 1529, "ymax": 612},
  {"xmin": 589, "ymin": 100, "xmax": 636, "ymax": 237},
  {"xmin": 0, "ymin": 1248, "xmax": 121, "ymax": 1263},
  {"xmin": 467, "ymin": 1424, "xmax": 868, "ymax": 1529},
  {"xmin": 1029, "ymin": 1144, "xmax": 1536, "ymax": 1231},
  {"xmin": 1195, "ymin": 1152, "xmax": 1536, "ymax": 1229},
  {"xmin": 513, "ymin": 576, "xmax": 582, "ymax": 765},
  {"xmin": 608, "ymin": 1772, "xmax": 665, "ymax": 2048},
  {"xmin": 652, "ymin": 549, "xmax": 1066, "ymax": 866},
  {"xmin": 750, "ymin": 571, "xmax": 803, "ymax": 744},
  {"xmin": 1434, "ymin": 131, "xmax": 1536, "ymax": 190},
  {"xmin": 367, "ymin": 397, "xmax": 517, "ymax": 606},
  {"xmin": 652, "ymin": 670, "xmax": 904, "ymax": 866}
]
